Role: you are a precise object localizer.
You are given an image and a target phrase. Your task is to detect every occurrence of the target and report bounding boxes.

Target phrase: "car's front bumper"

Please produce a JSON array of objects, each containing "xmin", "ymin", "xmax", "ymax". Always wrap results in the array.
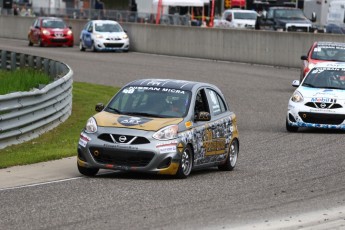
[
  {"xmin": 93, "ymin": 38, "xmax": 130, "ymax": 51},
  {"xmin": 41, "ymin": 35, "xmax": 74, "ymax": 46},
  {"xmin": 77, "ymin": 129, "xmax": 182, "ymax": 175},
  {"xmin": 287, "ymin": 100, "xmax": 345, "ymax": 129}
]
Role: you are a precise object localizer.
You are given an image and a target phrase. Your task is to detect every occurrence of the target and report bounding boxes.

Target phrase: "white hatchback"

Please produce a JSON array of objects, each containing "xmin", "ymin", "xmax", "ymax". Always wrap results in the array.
[
  {"xmin": 79, "ymin": 20, "xmax": 130, "ymax": 52},
  {"xmin": 286, "ymin": 62, "xmax": 345, "ymax": 132}
]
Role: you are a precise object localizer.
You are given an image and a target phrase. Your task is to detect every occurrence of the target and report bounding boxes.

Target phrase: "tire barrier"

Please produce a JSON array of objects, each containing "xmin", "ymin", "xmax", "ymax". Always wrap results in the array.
[{"xmin": 0, "ymin": 50, "xmax": 73, "ymax": 149}]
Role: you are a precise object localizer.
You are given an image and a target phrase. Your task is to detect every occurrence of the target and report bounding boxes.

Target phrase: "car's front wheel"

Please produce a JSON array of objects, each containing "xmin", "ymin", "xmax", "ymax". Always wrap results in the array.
[
  {"xmin": 38, "ymin": 38, "xmax": 43, "ymax": 47},
  {"xmin": 286, "ymin": 117, "xmax": 298, "ymax": 132},
  {"xmin": 176, "ymin": 145, "xmax": 193, "ymax": 179},
  {"xmin": 79, "ymin": 40, "xmax": 85, "ymax": 51},
  {"xmin": 91, "ymin": 41, "xmax": 97, "ymax": 52},
  {"xmin": 218, "ymin": 139, "xmax": 238, "ymax": 171},
  {"xmin": 77, "ymin": 164, "xmax": 99, "ymax": 176}
]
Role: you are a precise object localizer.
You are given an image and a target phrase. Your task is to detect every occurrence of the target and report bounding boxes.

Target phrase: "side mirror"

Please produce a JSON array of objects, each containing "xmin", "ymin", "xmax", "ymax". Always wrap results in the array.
[
  {"xmin": 301, "ymin": 55, "xmax": 308, "ymax": 60},
  {"xmin": 35, "ymin": 25, "xmax": 40, "ymax": 29},
  {"xmin": 292, "ymin": 80, "xmax": 300, "ymax": 87},
  {"xmin": 87, "ymin": 28, "xmax": 93, "ymax": 32},
  {"xmin": 195, "ymin": 112, "xmax": 211, "ymax": 121},
  {"xmin": 95, "ymin": 103, "xmax": 104, "ymax": 112},
  {"xmin": 69, "ymin": 26, "xmax": 72, "ymax": 29},
  {"xmin": 311, "ymin": 12, "xmax": 316, "ymax": 22}
]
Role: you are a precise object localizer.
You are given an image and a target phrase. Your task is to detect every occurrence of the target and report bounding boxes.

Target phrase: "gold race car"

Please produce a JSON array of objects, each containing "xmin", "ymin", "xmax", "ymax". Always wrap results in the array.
[{"xmin": 77, "ymin": 79, "xmax": 239, "ymax": 178}]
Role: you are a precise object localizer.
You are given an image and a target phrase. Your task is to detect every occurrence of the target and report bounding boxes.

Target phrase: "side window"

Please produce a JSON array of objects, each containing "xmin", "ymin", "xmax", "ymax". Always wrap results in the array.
[
  {"xmin": 267, "ymin": 10, "xmax": 273, "ymax": 19},
  {"xmin": 206, "ymin": 89, "xmax": 227, "ymax": 116},
  {"xmin": 194, "ymin": 89, "xmax": 210, "ymax": 117}
]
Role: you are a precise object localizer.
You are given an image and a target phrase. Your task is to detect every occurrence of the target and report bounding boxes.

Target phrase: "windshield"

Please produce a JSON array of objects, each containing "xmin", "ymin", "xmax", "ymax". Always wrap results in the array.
[
  {"xmin": 42, "ymin": 20, "xmax": 66, "ymax": 28},
  {"xmin": 233, "ymin": 12, "xmax": 257, "ymax": 20},
  {"xmin": 311, "ymin": 45, "xmax": 345, "ymax": 61},
  {"xmin": 95, "ymin": 23, "xmax": 123, "ymax": 32},
  {"xmin": 105, "ymin": 86, "xmax": 192, "ymax": 118},
  {"xmin": 274, "ymin": 9, "xmax": 306, "ymax": 19},
  {"xmin": 302, "ymin": 67, "xmax": 345, "ymax": 89}
]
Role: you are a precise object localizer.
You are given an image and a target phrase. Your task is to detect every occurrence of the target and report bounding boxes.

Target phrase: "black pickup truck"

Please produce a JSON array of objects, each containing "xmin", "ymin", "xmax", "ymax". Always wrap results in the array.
[{"xmin": 259, "ymin": 6, "xmax": 316, "ymax": 32}]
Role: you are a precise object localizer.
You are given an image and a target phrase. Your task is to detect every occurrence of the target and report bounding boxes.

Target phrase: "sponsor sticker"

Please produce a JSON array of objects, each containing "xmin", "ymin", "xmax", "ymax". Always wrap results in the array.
[
  {"xmin": 310, "ymin": 97, "xmax": 336, "ymax": 103},
  {"xmin": 118, "ymin": 116, "xmax": 152, "ymax": 126},
  {"xmin": 158, "ymin": 145, "xmax": 177, "ymax": 154}
]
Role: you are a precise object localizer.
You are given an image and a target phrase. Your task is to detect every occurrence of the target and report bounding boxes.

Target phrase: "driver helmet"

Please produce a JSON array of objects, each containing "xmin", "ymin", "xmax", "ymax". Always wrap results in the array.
[{"xmin": 326, "ymin": 49, "xmax": 338, "ymax": 57}]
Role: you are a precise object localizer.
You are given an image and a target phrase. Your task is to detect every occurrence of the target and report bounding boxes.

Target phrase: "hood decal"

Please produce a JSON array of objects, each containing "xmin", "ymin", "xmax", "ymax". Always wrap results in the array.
[
  {"xmin": 118, "ymin": 116, "xmax": 152, "ymax": 126},
  {"xmin": 94, "ymin": 111, "xmax": 183, "ymax": 131}
]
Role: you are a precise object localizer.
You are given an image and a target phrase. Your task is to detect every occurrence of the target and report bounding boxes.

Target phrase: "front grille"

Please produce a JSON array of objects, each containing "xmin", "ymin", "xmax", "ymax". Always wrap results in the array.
[
  {"xmin": 305, "ymin": 102, "xmax": 343, "ymax": 109},
  {"xmin": 299, "ymin": 112, "xmax": 345, "ymax": 125},
  {"xmin": 50, "ymin": 38, "xmax": 68, "ymax": 43},
  {"xmin": 106, "ymin": 37, "xmax": 121, "ymax": 41},
  {"xmin": 98, "ymin": 133, "xmax": 150, "ymax": 144},
  {"xmin": 286, "ymin": 26, "xmax": 310, "ymax": 32},
  {"xmin": 89, "ymin": 147, "xmax": 154, "ymax": 167},
  {"xmin": 104, "ymin": 43, "xmax": 124, "ymax": 48}
]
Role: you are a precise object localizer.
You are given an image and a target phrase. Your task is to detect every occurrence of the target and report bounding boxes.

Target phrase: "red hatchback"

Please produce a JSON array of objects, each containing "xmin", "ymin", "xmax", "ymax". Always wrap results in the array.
[
  {"xmin": 300, "ymin": 41, "xmax": 345, "ymax": 81},
  {"xmin": 28, "ymin": 17, "xmax": 74, "ymax": 47}
]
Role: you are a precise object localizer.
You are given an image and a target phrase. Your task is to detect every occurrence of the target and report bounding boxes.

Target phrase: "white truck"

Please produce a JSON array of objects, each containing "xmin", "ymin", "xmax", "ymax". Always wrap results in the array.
[
  {"xmin": 30, "ymin": 0, "xmax": 66, "ymax": 16},
  {"xmin": 213, "ymin": 9, "xmax": 258, "ymax": 29},
  {"xmin": 303, "ymin": 0, "xmax": 330, "ymax": 26},
  {"xmin": 325, "ymin": 0, "xmax": 345, "ymax": 33}
]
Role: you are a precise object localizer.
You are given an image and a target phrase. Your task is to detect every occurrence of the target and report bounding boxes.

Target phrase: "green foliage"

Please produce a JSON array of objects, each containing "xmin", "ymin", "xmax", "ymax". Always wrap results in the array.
[
  {"xmin": 0, "ymin": 69, "xmax": 51, "ymax": 95},
  {"xmin": 0, "ymin": 82, "xmax": 119, "ymax": 168}
]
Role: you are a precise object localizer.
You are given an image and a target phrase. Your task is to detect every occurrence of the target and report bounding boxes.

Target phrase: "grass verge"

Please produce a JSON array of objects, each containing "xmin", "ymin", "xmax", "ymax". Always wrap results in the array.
[
  {"xmin": 0, "ymin": 69, "xmax": 51, "ymax": 95},
  {"xmin": 0, "ymin": 82, "xmax": 119, "ymax": 169}
]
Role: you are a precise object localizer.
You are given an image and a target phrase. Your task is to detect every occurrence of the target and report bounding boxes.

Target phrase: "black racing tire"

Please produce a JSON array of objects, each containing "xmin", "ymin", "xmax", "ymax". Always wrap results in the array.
[
  {"xmin": 77, "ymin": 164, "xmax": 99, "ymax": 176},
  {"xmin": 218, "ymin": 139, "xmax": 239, "ymax": 171},
  {"xmin": 286, "ymin": 117, "xmax": 298, "ymax": 132},
  {"xmin": 175, "ymin": 145, "xmax": 193, "ymax": 179},
  {"xmin": 91, "ymin": 41, "xmax": 97, "ymax": 52},
  {"xmin": 38, "ymin": 38, "xmax": 43, "ymax": 47}
]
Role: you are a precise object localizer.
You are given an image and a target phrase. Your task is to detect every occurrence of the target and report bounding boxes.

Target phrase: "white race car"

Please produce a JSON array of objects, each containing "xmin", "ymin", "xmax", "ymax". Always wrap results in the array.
[
  {"xmin": 79, "ymin": 20, "xmax": 129, "ymax": 52},
  {"xmin": 286, "ymin": 62, "xmax": 345, "ymax": 132}
]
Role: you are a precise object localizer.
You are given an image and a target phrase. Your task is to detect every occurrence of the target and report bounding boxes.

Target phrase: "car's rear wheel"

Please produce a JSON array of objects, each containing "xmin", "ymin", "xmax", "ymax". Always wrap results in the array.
[
  {"xmin": 218, "ymin": 139, "xmax": 238, "ymax": 171},
  {"xmin": 286, "ymin": 117, "xmax": 298, "ymax": 132},
  {"xmin": 79, "ymin": 41, "xmax": 85, "ymax": 51},
  {"xmin": 77, "ymin": 164, "xmax": 99, "ymax": 176},
  {"xmin": 176, "ymin": 145, "xmax": 193, "ymax": 179}
]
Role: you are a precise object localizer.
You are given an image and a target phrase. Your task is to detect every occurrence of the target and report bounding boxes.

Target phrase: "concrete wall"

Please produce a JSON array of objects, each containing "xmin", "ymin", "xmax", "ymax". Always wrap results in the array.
[{"xmin": 1, "ymin": 15, "xmax": 345, "ymax": 68}]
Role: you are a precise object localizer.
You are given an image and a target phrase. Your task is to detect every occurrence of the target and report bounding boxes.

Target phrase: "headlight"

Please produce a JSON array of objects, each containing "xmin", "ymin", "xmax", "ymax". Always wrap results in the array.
[
  {"xmin": 85, "ymin": 117, "xmax": 98, "ymax": 133},
  {"xmin": 42, "ymin": 29, "xmax": 50, "ymax": 35},
  {"xmin": 153, "ymin": 125, "xmax": 178, "ymax": 140},
  {"xmin": 291, "ymin": 91, "xmax": 304, "ymax": 102},
  {"xmin": 308, "ymin": 63, "xmax": 315, "ymax": 70},
  {"xmin": 95, "ymin": 34, "xmax": 103, "ymax": 39},
  {"xmin": 67, "ymin": 30, "xmax": 73, "ymax": 36},
  {"xmin": 122, "ymin": 34, "xmax": 128, "ymax": 39}
]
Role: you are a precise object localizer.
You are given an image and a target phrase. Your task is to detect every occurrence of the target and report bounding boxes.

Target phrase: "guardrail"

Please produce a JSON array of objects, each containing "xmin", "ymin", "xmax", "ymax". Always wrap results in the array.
[{"xmin": 0, "ymin": 50, "xmax": 73, "ymax": 149}]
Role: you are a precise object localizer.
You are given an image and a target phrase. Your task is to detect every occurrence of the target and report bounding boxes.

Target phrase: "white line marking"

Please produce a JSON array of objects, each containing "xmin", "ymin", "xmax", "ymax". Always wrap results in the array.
[{"xmin": 0, "ymin": 171, "xmax": 114, "ymax": 191}]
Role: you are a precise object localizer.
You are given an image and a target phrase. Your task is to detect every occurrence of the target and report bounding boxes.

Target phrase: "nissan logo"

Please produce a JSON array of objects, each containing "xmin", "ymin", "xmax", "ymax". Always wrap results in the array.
[
  {"xmin": 119, "ymin": 136, "xmax": 127, "ymax": 143},
  {"xmin": 320, "ymin": 103, "xmax": 327, "ymax": 108}
]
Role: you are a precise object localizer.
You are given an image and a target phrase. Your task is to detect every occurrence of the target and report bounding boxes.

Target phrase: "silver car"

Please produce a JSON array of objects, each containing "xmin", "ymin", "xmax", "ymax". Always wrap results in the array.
[{"xmin": 77, "ymin": 79, "xmax": 239, "ymax": 178}]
